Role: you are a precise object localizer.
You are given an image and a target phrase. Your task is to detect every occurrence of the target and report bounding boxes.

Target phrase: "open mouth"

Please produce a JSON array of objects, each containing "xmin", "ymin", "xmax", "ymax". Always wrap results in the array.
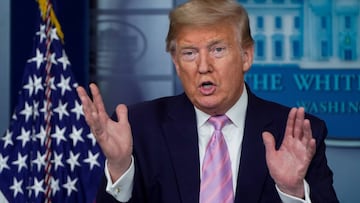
[
  {"xmin": 201, "ymin": 81, "xmax": 214, "ymax": 89},
  {"xmin": 199, "ymin": 81, "xmax": 216, "ymax": 95}
]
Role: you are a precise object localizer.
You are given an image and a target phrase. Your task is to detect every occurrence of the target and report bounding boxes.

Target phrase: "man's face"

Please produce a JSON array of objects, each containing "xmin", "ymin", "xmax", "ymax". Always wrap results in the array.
[{"xmin": 171, "ymin": 22, "xmax": 253, "ymax": 115}]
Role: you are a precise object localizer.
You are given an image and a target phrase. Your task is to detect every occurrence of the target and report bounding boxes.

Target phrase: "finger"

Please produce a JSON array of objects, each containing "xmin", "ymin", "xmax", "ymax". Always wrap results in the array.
[
  {"xmin": 78, "ymin": 84, "xmax": 106, "ymax": 137},
  {"xmin": 298, "ymin": 118, "xmax": 316, "ymax": 160},
  {"xmin": 76, "ymin": 86, "xmax": 102, "ymax": 140},
  {"xmin": 307, "ymin": 138, "xmax": 316, "ymax": 158},
  {"xmin": 303, "ymin": 130, "xmax": 316, "ymax": 161},
  {"xmin": 301, "ymin": 119, "xmax": 313, "ymax": 146},
  {"xmin": 303, "ymin": 119, "xmax": 312, "ymax": 139},
  {"xmin": 76, "ymin": 86, "xmax": 97, "ymax": 125},
  {"xmin": 293, "ymin": 107, "xmax": 305, "ymax": 140},
  {"xmin": 76, "ymin": 86, "xmax": 92, "ymax": 111},
  {"xmin": 89, "ymin": 83, "xmax": 107, "ymax": 117},
  {"xmin": 116, "ymin": 104, "xmax": 129, "ymax": 125},
  {"xmin": 76, "ymin": 86, "xmax": 87, "ymax": 101},
  {"xmin": 262, "ymin": 131, "xmax": 276, "ymax": 156},
  {"xmin": 284, "ymin": 108, "xmax": 297, "ymax": 139}
]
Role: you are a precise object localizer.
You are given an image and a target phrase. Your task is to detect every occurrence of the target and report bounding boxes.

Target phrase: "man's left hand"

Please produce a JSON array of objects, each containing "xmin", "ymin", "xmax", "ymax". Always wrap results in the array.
[{"xmin": 262, "ymin": 107, "xmax": 316, "ymax": 198}]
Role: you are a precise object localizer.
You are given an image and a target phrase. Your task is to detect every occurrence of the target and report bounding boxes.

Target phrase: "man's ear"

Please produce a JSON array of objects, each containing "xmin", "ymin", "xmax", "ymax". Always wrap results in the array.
[{"xmin": 242, "ymin": 45, "xmax": 254, "ymax": 72}]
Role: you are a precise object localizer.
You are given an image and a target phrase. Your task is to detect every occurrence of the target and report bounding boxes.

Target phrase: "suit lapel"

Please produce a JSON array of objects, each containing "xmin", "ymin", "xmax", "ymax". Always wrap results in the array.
[
  {"xmin": 161, "ymin": 91, "xmax": 277, "ymax": 202},
  {"xmin": 234, "ymin": 89, "xmax": 273, "ymax": 202},
  {"xmin": 162, "ymin": 94, "xmax": 200, "ymax": 203}
]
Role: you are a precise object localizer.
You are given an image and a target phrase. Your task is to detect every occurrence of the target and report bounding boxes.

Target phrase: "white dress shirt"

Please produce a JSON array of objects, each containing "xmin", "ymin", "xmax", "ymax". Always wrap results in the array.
[{"xmin": 105, "ymin": 85, "xmax": 311, "ymax": 203}]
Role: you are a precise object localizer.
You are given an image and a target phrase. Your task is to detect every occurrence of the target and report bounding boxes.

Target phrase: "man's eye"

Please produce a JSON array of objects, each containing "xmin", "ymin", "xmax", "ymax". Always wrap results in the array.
[
  {"xmin": 183, "ymin": 51, "xmax": 194, "ymax": 56},
  {"xmin": 211, "ymin": 46, "xmax": 227, "ymax": 58},
  {"xmin": 215, "ymin": 47, "xmax": 225, "ymax": 52},
  {"xmin": 181, "ymin": 50, "xmax": 197, "ymax": 61}
]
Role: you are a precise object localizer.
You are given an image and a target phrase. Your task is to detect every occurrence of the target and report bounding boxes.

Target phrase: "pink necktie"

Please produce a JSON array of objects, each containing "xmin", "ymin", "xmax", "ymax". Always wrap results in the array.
[{"xmin": 200, "ymin": 115, "xmax": 234, "ymax": 203}]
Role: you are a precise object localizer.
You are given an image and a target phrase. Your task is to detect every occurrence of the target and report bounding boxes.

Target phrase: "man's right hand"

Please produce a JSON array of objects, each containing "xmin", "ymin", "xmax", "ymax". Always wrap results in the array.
[{"xmin": 76, "ymin": 83, "xmax": 133, "ymax": 182}]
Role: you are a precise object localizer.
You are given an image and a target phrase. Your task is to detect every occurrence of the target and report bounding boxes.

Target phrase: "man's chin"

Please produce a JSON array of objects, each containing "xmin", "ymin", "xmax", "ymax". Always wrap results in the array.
[{"xmin": 194, "ymin": 98, "xmax": 224, "ymax": 114}]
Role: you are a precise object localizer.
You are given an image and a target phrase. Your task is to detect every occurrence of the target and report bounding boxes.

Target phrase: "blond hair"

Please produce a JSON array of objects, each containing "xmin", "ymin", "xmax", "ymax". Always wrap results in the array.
[{"xmin": 166, "ymin": 0, "xmax": 254, "ymax": 53}]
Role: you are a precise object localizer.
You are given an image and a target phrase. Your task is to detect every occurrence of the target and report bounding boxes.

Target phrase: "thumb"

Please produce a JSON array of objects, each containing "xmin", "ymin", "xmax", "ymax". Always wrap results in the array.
[
  {"xmin": 116, "ymin": 104, "xmax": 129, "ymax": 124},
  {"xmin": 262, "ymin": 131, "xmax": 276, "ymax": 154}
]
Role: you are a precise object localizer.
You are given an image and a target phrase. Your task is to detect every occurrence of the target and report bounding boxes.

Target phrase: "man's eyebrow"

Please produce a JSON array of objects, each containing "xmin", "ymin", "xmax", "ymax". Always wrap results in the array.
[
  {"xmin": 178, "ymin": 45, "xmax": 198, "ymax": 50},
  {"xmin": 178, "ymin": 39, "xmax": 226, "ymax": 50},
  {"xmin": 207, "ymin": 40, "xmax": 225, "ymax": 49}
]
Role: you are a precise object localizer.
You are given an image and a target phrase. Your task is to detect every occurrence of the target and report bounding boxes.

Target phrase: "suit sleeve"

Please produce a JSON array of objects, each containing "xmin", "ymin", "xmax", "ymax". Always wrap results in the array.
[
  {"xmin": 306, "ymin": 119, "xmax": 339, "ymax": 203},
  {"xmin": 96, "ymin": 158, "xmax": 135, "ymax": 202}
]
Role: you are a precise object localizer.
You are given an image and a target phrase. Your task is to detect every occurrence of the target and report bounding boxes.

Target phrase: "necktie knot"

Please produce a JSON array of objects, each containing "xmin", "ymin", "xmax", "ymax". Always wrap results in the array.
[{"xmin": 208, "ymin": 115, "xmax": 229, "ymax": 131}]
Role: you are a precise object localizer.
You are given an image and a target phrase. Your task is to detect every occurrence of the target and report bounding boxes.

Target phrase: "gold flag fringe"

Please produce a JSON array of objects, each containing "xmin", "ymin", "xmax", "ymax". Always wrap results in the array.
[{"xmin": 37, "ymin": 0, "xmax": 64, "ymax": 43}]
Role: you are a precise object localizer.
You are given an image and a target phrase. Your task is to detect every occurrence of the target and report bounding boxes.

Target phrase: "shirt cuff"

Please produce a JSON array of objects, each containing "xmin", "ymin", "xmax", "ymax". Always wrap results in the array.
[
  {"xmin": 276, "ymin": 180, "xmax": 311, "ymax": 203},
  {"xmin": 105, "ymin": 156, "xmax": 135, "ymax": 202}
]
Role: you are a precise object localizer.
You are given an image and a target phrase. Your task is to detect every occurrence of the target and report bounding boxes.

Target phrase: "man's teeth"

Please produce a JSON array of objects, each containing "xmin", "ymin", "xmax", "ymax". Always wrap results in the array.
[{"xmin": 202, "ymin": 83, "xmax": 213, "ymax": 89}]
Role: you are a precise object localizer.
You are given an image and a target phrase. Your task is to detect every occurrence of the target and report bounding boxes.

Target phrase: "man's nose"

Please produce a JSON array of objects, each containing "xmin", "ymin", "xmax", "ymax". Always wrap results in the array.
[{"xmin": 197, "ymin": 51, "xmax": 212, "ymax": 74}]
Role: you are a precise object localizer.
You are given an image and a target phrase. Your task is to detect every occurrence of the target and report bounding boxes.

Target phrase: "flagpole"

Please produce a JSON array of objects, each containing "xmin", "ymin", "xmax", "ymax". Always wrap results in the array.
[
  {"xmin": 43, "ymin": 1, "xmax": 53, "ymax": 202},
  {"xmin": 37, "ymin": 0, "xmax": 65, "ymax": 201}
]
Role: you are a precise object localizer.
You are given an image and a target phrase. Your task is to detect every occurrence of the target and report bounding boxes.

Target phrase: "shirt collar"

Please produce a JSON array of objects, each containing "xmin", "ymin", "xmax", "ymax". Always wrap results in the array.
[{"xmin": 194, "ymin": 84, "xmax": 248, "ymax": 128}]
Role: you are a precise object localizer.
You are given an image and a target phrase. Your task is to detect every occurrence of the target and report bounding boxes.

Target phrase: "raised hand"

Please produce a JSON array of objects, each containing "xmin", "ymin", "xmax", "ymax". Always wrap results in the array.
[
  {"xmin": 76, "ymin": 83, "xmax": 133, "ymax": 181},
  {"xmin": 262, "ymin": 107, "xmax": 316, "ymax": 198}
]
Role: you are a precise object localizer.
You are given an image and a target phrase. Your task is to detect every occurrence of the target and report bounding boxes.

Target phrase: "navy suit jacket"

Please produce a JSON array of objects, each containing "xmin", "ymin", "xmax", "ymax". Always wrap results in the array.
[{"xmin": 96, "ymin": 87, "xmax": 338, "ymax": 203}]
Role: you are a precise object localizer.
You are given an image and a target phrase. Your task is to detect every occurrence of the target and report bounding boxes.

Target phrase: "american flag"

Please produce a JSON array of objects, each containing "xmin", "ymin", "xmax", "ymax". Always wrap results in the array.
[{"xmin": 0, "ymin": 1, "xmax": 105, "ymax": 202}]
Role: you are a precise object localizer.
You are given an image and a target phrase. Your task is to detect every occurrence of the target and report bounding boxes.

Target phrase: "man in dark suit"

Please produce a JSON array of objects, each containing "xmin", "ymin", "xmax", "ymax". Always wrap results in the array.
[{"xmin": 77, "ymin": 0, "xmax": 339, "ymax": 202}]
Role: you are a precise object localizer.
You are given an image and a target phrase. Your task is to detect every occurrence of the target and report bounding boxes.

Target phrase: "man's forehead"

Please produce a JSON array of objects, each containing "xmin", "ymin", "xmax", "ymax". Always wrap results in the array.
[{"xmin": 175, "ymin": 25, "xmax": 235, "ymax": 46}]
